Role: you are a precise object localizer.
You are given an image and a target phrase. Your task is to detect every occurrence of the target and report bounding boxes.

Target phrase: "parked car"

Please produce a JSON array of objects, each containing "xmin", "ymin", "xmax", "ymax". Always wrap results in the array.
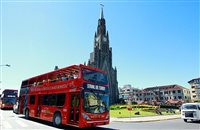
[
  {"xmin": 13, "ymin": 101, "xmax": 19, "ymax": 114},
  {"xmin": 181, "ymin": 103, "xmax": 200, "ymax": 122}
]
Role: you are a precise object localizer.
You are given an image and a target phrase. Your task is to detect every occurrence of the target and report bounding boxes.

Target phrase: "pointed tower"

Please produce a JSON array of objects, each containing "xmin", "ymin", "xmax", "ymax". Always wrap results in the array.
[{"xmin": 88, "ymin": 6, "xmax": 119, "ymax": 105}]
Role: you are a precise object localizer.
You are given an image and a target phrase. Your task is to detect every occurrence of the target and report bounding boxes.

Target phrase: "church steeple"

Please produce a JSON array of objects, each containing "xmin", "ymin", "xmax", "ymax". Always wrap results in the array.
[
  {"xmin": 88, "ymin": 5, "xmax": 119, "ymax": 105},
  {"xmin": 100, "ymin": 6, "xmax": 104, "ymax": 19},
  {"xmin": 97, "ymin": 5, "xmax": 106, "ymax": 36}
]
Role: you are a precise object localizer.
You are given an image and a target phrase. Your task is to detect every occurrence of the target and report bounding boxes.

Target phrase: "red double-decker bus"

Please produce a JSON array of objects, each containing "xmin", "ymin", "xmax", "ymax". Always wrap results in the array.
[
  {"xmin": 0, "ymin": 89, "xmax": 18, "ymax": 109},
  {"xmin": 18, "ymin": 64, "xmax": 109, "ymax": 128}
]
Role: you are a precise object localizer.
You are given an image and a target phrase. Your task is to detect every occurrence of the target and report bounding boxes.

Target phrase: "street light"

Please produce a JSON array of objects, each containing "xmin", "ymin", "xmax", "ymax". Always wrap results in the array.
[{"xmin": 0, "ymin": 64, "xmax": 11, "ymax": 67}]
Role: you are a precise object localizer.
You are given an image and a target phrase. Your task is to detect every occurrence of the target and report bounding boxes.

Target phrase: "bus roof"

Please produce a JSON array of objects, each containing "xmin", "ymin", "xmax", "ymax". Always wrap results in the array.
[
  {"xmin": 2, "ymin": 89, "xmax": 18, "ymax": 94},
  {"xmin": 21, "ymin": 64, "xmax": 106, "ymax": 83},
  {"xmin": 2, "ymin": 89, "xmax": 18, "ymax": 92}
]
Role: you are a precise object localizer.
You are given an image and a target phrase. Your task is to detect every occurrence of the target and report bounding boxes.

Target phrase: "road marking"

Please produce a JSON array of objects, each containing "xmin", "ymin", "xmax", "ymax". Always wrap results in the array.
[
  {"xmin": 2, "ymin": 121, "xmax": 12, "ymax": 129},
  {"xmin": 16, "ymin": 120, "xmax": 28, "ymax": 127}
]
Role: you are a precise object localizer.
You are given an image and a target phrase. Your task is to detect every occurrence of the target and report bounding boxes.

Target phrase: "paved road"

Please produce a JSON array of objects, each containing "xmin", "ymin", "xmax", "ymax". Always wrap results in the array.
[{"xmin": 1, "ymin": 110, "xmax": 199, "ymax": 130}]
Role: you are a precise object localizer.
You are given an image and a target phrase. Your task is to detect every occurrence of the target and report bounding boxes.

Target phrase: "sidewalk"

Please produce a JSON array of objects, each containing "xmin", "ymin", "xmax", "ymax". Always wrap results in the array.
[{"xmin": 110, "ymin": 114, "xmax": 181, "ymax": 123}]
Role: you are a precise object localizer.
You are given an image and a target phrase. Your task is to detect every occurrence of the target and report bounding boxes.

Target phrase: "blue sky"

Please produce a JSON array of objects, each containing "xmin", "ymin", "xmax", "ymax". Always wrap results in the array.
[{"xmin": 0, "ymin": 0, "xmax": 199, "ymax": 91}]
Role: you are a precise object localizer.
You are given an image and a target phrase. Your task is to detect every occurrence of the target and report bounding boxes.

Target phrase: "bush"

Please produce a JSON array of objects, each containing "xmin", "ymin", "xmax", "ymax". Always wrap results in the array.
[
  {"xmin": 141, "ymin": 108, "xmax": 156, "ymax": 113},
  {"xmin": 110, "ymin": 105, "xmax": 120, "ymax": 110},
  {"xmin": 160, "ymin": 105, "xmax": 178, "ymax": 109},
  {"xmin": 120, "ymin": 106, "xmax": 127, "ymax": 109},
  {"xmin": 132, "ymin": 101, "xmax": 137, "ymax": 105},
  {"xmin": 133, "ymin": 105, "xmax": 156, "ymax": 109}
]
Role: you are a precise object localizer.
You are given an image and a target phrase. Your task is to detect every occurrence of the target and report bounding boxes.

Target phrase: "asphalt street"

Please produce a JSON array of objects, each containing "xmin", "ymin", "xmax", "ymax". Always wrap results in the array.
[{"xmin": 1, "ymin": 109, "xmax": 199, "ymax": 130}]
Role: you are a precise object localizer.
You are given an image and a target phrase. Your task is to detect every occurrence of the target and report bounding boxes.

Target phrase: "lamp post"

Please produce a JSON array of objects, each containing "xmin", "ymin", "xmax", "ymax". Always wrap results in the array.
[
  {"xmin": 0, "ymin": 64, "xmax": 11, "ymax": 67},
  {"xmin": 0, "ymin": 64, "xmax": 11, "ymax": 84}
]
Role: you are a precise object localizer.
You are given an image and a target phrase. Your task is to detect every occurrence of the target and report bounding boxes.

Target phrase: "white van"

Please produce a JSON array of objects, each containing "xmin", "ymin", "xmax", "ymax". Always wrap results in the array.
[{"xmin": 181, "ymin": 103, "xmax": 200, "ymax": 122}]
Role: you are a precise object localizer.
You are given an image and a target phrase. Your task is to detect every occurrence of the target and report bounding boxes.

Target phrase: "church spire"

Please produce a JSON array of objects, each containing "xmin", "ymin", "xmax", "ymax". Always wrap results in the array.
[
  {"xmin": 100, "ymin": 4, "xmax": 104, "ymax": 19},
  {"xmin": 97, "ymin": 4, "xmax": 106, "ymax": 35}
]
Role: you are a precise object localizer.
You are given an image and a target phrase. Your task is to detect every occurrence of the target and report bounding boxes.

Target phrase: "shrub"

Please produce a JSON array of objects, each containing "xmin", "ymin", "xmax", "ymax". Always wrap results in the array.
[
  {"xmin": 134, "ymin": 105, "xmax": 155, "ymax": 109},
  {"xmin": 141, "ymin": 108, "xmax": 155, "ymax": 113},
  {"xmin": 160, "ymin": 105, "xmax": 178, "ymax": 109},
  {"xmin": 120, "ymin": 106, "xmax": 127, "ymax": 109},
  {"xmin": 110, "ymin": 105, "xmax": 120, "ymax": 110}
]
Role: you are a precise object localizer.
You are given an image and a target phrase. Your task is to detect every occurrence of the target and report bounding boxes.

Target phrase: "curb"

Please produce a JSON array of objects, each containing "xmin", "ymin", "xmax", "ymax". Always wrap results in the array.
[{"xmin": 110, "ymin": 117, "xmax": 181, "ymax": 123}]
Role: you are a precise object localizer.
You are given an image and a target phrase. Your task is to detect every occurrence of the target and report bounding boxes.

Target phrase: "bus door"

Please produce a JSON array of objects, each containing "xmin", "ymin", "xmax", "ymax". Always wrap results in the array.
[
  {"xmin": 35, "ymin": 95, "xmax": 42, "ymax": 117},
  {"xmin": 19, "ymin": 95, "xmax": 25, "ymax": 114},
  {"xmin": 69, "ymin": 93, "xmax": 80, "ymax": 125}
]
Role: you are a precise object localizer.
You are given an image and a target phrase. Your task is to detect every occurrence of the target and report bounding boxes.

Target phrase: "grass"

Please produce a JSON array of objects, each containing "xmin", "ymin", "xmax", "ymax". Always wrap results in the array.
[
  {"xmin": 110, "ymin": 109, "xmax": 156, "ymax": 117},
  {"xmin": 110, "ymin": 108, "xmax": 180, "ymax": 118}
]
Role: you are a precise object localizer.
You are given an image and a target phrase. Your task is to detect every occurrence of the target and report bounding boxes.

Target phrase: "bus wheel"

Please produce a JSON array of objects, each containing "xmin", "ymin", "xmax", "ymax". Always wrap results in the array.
[
  {"xmin": 25, "ymin": 109, "xmax": 29, "ymax": 119},
  {"xmin": 184, "ymin": 119, "xmax": 187, "ymax": 122},
  {"xmin": 53, "ymin": 112, "xmax": 62, "ymax": 128}
]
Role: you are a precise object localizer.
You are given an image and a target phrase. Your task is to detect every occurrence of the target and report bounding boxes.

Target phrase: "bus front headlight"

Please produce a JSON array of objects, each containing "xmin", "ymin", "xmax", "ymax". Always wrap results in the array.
[
  {"xmin": 106, "ymin": 114, "xmax": 109, "ymax": 119},
  {"xmin": 82, "ymin": 113, "xmax": 91, "ymax": 121}
]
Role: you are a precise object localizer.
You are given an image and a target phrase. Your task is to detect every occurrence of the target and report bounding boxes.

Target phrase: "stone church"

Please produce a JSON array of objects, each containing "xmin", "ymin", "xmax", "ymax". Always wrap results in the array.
[{"xmin": 88, "ymin": 7, "xmax": 119, "ymax": 105}]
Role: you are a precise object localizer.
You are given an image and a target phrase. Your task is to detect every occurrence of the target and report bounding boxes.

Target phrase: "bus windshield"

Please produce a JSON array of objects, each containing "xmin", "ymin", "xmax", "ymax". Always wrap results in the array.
[
  {"xmin": 82, "ymin": 68, "xmax": 108, "ymax": 85},
  {"xmin": 182, "ymin": 104, "xmax": 198, "ymax": 110},
  {"xmin": 2, "ymin": 97, "xmax": 17, "ymax": 105},
  {"xmin": 83, "ymin": 91, "xmax": 109, "ymax": 114}
]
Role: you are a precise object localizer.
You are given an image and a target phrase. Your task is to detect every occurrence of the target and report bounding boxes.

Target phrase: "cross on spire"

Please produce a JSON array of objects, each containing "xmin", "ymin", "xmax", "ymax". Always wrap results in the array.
[{"xmin": 100, "ymin": 4, "xmax": 104, "ymax": 19}]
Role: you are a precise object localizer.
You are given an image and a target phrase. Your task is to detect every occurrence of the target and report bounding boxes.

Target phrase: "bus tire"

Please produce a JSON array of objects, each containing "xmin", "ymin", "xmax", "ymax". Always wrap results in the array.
[
  {"xmin": 25, "ymin": 109, "xmax": 29, "ymax": 119},
  {"xmin": 184, "ymin": 119, "xmax": 187, "ymax": 122},
  {"xmin": 53, "ymin": 112, "xmax": 62, "ymax": 128}
]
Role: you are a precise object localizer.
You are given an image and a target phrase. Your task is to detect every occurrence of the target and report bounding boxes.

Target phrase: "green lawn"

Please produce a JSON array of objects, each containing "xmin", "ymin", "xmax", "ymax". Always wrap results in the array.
[{"xmin": 110, "ymin": 109, "xmax": 180, "ymax": 118}]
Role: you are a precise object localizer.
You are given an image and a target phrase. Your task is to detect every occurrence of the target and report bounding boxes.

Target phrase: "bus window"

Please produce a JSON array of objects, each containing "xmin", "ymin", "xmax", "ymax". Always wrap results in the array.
[
  {"xmin": 29, "ymin": 95, "xmax": 35, "ymax": 105},
  {"xmin": 71, "ymin": 95, "xmax": 75, "ymax": 107},
  {"xmin": 82, "ymin": 68, "xmax": 108, "ymax": 85},
  {"xmin": 76, "ymin": 97, "xmax": 80, "ymax": 107},
  {"xmin": 57, "ymin": 93, "xmax": 65, "ymax": 106},
  {"xmin": 42, "ymin": 95, "xmax": 48, "ymax": 105},
  {"xmin": 49, "ymin": 94, "xmax": 57, "ymax": 106},
  {"xmin": 21, "ymin": 80, "xmax": 28, "ymax": 87}
]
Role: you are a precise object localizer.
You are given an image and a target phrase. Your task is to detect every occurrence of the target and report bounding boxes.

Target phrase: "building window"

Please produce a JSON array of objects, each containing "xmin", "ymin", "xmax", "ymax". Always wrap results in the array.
[
  {"xmin": 173, "ymin": 90, "xmax": 176, "ymax": 94},
  {"xmin": 177, "ymin": 90, "xmax": 181, "ymax": 93},
  {"xmin": 178, "ymin": 96, "xmax": 182, "ymax": 99}
]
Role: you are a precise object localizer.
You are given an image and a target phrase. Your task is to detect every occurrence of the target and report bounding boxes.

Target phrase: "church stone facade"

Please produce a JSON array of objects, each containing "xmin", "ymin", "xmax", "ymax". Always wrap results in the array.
[{"xmin": 88, "ymin": 8, "xmax": 119, "ymax": 105}]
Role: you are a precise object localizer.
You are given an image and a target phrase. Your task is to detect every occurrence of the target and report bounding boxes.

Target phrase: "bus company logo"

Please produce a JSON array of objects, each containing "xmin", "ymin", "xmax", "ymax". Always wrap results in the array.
[
  {"xmin": 70, "ymin": 86, "xmax": 77, "ymax": 89},
  {"xmin": 42, "ymin": 109, "xmax": 50, "ymax": 114},
  {"xmin": 91, "ymin": 115, "xmax": 101, "ymax": 119},
  {"xmin": 30, "ymin": 85, "xmax": 67, "ymax": 92},
  {"xmin": 87, "ymin": 84, "xmax": 105, "ymax": 91}
]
